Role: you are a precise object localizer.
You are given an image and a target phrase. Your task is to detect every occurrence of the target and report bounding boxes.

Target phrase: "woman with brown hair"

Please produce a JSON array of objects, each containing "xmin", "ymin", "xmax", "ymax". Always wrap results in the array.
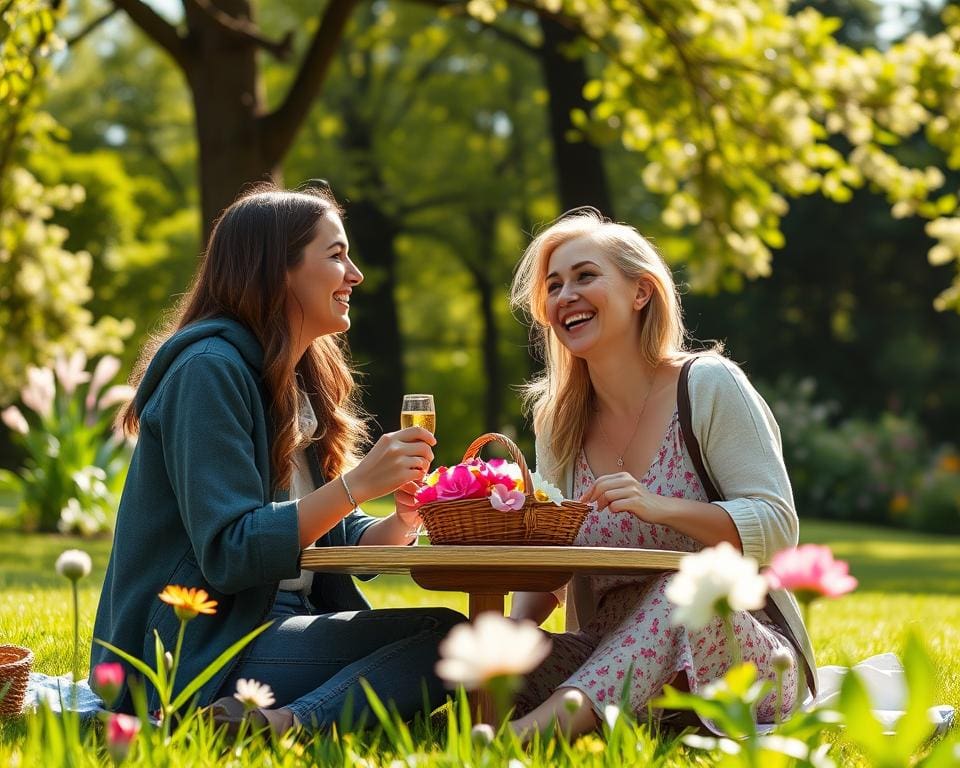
[
  {"xmin": 507, "ymin": 208, "xmax": 816, "ymax": 738},
  {"xmin": 89, "ymin": 183, "xmax": 462, "ymax": 734}
]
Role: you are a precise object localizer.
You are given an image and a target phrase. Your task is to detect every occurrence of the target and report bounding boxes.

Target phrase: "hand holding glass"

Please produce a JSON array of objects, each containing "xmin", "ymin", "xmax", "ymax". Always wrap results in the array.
[{"xmin": 400, "ymin": 394, "xmax": 435, "ymax": 539}]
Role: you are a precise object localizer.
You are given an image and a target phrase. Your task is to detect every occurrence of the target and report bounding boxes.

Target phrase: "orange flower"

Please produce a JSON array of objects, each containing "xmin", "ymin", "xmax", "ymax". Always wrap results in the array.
[
  {"xmin": 159, "ymin": 585, "xmax": 218, "ymax": 621},
  {"xmin": 939, "ymin": 454, "xmax": 960, "ymax": 474}
]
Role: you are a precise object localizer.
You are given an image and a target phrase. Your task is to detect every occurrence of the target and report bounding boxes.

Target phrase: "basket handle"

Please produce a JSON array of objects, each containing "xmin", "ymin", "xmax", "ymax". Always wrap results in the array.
[{"xmin": 462, "ymin": 432, "xmax": 533, "ymax": 493}]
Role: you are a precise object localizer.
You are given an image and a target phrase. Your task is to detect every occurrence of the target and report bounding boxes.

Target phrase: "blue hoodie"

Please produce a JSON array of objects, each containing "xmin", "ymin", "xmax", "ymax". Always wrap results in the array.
[{"xmin": 89, "ymin": 317, "xmax": 377, "ymax": 712}]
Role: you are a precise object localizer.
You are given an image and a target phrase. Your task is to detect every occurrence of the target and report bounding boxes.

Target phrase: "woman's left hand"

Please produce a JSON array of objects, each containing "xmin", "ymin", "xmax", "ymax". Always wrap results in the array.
[
  {"xmin": 580, "ymin": 472, "xmax": 664, "ymax": 524},
  {"xmin": 394, "ymin": 480, "xmax": 424, "ymax": 532}
]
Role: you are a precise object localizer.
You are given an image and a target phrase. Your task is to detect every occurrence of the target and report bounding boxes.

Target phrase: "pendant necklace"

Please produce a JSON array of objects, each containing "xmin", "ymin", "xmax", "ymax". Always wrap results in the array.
[{"xmin": 594, "ymin": 370, "xmax": 657, "ymax": 469}]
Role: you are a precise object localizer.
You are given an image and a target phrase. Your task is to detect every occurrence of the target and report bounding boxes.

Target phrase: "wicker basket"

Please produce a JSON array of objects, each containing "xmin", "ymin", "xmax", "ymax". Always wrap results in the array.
[
  {"xmin": 420, "ymin": 432, "xmax": 590, "ymax": 546},
  {"xmin": 0, "ymin": 645, "xmax": 33, "ymax": 717}
]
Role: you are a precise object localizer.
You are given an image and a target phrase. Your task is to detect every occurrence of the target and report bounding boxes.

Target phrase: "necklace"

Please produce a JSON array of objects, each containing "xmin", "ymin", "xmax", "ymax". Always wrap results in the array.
[{"xmin": 594, "ymin": 370, "xmax": 657, "ymax": 469}]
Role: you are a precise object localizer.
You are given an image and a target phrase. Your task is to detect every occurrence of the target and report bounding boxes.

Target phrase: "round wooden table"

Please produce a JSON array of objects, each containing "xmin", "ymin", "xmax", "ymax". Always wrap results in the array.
[
  {"xmin": 300, "ymin": 544, "xmax": 684, "ymax": 723},
  {"xmin": 300, "ymin": 544, "xmax": 684, "ymax": 619}
]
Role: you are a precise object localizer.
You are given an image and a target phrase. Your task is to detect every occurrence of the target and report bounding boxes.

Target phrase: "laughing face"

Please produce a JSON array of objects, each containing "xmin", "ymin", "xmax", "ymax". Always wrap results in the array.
[
  {"xmin": 544, "ymin": 235, "xmax": 650, "ymax": 359},
  {"xmin": 286, "ymin": 212, "xmax": 363, "ymax": 342}
]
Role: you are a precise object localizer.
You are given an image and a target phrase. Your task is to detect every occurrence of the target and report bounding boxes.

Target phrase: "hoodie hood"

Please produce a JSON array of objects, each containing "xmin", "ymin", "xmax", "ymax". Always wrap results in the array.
[{"xmin": 134, "ymin": 317, "xmax": 264, "ymax": 416}]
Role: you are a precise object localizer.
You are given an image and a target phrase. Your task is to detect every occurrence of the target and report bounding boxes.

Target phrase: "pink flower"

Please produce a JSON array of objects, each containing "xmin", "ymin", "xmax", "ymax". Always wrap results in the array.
[
  {"xmin": 1, "ymin": 406, "xmax": 29, "ymax": 435},
  {"xmin": 489, "ymin": 483, "xmax": 525, "ymax": 511},
  {"xmin": 765, "ymin": 544, "xmax": 858, "ymax": 603},
  {"xmin": 20, "ymin": 366, "xmax": 55, "ymax": 418},
  {"xmin": 475, "ymin": 458, "xmax": 523, "ymax": 491},
  {"xmin": 106, "ymin": 713, "xmax": 140, "ymax": 762},
  {"xmin": 53, "ymin": 350, "xmax": 90, "ymax": 396},
  {"xmin": 433, "ymin": 464, "xmax": 489, "ymax": 501},
  {"xmin": 414, "ymin": 483, "xmax": 439, "ymax": 504},
  {"xmin": 86, "ymin": 355, "xmax": 122, "ymax": 413},
  {"xmin": 92, "ymin": 662, "xmax": 124, "ymax": 707}
]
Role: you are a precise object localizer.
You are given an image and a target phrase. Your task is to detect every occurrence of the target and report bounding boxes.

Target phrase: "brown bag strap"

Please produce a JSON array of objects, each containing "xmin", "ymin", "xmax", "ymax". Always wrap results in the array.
[
  {"xmin": 677, "ymin": 356, "xmax": 817, "ymax": 695},
  {"xmin": 678, "ymin": 357, "xmax": 721, "ymax": 502}
]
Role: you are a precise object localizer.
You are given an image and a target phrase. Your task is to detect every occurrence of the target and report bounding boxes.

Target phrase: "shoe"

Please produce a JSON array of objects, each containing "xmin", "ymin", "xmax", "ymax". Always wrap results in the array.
[{"xmin": 209, "ymin": 696, "xmax": 297, "ymax": 737}]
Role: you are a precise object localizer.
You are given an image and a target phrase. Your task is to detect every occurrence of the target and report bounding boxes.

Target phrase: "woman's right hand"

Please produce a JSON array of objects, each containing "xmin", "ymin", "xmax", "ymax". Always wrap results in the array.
[{"xmin": 345, "ymin": 427, "xmax": 436, "ymax": 504}]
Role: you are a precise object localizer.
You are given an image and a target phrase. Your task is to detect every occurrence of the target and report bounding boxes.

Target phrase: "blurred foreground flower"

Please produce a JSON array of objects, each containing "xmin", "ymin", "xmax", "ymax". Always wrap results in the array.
[
  {"xmin": 765, "ymin": 544, "xmax": 857, "ymax": 628},
  {"xmin": 56, "ymin": 549, "xmax": 92, "ymax": 581},
  {"xmin": 234, "ymin": 678, "xmax": 275, "ymax": 711},
  {"xmin": 158, "ymin": 585, "xmax": 218, "ymax": 621},
  {"xmin": 105, "ymin": 712, "xmax": 140, "ymax": 763},
  {"xmin": 436, "ymin": 612, "xmax": 550, "ymax": 689},
  {"xmin": 92, "ymin": 662, "xmax": 124, "ymax": 708},
  {"xmin": 666, "ymin": 542, "xmax": 767, "ymax": 631},
  {"xmin": 436, "ymin": 612, "xmax": 551, "ymax": 724}
]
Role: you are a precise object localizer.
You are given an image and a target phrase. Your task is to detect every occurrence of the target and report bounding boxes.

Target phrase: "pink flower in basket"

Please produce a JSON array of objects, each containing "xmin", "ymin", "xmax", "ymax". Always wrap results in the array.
[
  {"xmin": 472, "ymin": 458, "xmax": 524, "ymax": 492},
  {"xmin": 489, "ymin": 483, "xmax": 526, "ymax": 511},
  {"xmin": 418, "ymin": 464, "xmax": 490, "ymax": 502}
]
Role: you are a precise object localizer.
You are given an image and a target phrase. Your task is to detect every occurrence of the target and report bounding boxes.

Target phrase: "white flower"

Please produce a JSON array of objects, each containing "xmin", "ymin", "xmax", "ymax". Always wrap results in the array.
[
  {"xmin": 234, "ymin": 678, "xmax": 275, "ymax": 710},
  {"xmin": 603, "ymin": 704, "xmax": 622, "ymax": 729},
  {"xmin": 1, "ymin": 406, "xmax": 29, "ymax": 435},
  {"xmin": 435, "ymin": 613, "xmax": 551, "ymax": 690},
  {"xmin": 55, "ymin": 549, "xmax": 92, "ymax": 581},
  {"xmin": 665, "ymin": 542, "xmax": 768, "ymax": 631},
  {"xmin": 530, "ymin": 470, "xmax": 563, "ymax": 506}
]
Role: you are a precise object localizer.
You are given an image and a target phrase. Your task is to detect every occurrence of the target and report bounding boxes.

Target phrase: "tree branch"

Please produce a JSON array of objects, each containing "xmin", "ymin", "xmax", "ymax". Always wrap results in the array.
[
  {"xmin": 110, "ymin": 0, "xmax": 188, "ymax": 69},
  {"xmin": 260, "ymin": 0, "xmax": 360, "ymax": 167},
  {"xmin": 184, "ymin": 0, "xmax": 293, "ymax": 59},
  {"xmin": 66, "ymin": 7, "xmax": 120, "ymax": 47}
]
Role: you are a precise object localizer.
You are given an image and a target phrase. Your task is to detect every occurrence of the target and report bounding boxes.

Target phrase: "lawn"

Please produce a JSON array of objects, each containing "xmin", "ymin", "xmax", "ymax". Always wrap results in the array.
[{"xmin": 1, "ymin": 512, "xmax": 957, "ymax": 764}]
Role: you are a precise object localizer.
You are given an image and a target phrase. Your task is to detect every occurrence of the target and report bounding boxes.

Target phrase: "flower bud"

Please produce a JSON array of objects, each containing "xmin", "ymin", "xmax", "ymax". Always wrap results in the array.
[
  {"xmin": 55, "ymin": 549, "xmax": 92, "ymax": 581},
  {"xmin": 106, "ymin": 713, "xmax": 140, "ymax": 763},
  {"xmin": 92, "ymin": 663, "xmax": 124, "ymax": 707},
  {"xmin": 562, "ymin": 688, "xmax": 585, "ymax": 714},
  {"xmin": 471, "ymin": 723, "xmax": 495, "ymax": 746},
  {"xmin": 163, "ymin": 652, "xmax": 174, "ymax": 672},
  {"xmin": 772, "ymin": 648, "xmax": 795, "ymax": 674}
]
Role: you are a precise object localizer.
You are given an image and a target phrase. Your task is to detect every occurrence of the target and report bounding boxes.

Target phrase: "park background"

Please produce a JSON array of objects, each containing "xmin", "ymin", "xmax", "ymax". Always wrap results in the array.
[{"xmin": 1, "ymin": 0, "xmax": 960, "ymax": 764}]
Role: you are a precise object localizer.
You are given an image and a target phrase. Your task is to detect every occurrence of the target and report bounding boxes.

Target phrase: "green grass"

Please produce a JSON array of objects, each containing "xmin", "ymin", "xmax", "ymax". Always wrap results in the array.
[{"xmin": 1, "ymin": 516, "xmax": 957, "ymax": 765}]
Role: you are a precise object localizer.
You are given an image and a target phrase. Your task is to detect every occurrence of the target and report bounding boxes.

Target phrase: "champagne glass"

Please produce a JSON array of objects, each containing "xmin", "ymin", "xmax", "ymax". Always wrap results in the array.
[
  {"xmin": 400, "ymin": 394, "xmax": 436, "ymax": 433},
  {"xmin": 400, "ymin": 394, "xmax": 435, "ymax": 539}
]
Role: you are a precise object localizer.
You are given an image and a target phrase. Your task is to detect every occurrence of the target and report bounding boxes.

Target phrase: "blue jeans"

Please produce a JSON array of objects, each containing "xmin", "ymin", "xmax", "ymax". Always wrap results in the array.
[{"xmin": 218, "ymin": 590, "xmax": 463, "ymax": 732}]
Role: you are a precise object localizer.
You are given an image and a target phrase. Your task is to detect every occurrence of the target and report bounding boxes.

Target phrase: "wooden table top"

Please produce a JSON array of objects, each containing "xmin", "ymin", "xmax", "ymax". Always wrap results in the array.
[{"xmin": 299, "ymin": 545, "xmax": 685, "ymax": 576}]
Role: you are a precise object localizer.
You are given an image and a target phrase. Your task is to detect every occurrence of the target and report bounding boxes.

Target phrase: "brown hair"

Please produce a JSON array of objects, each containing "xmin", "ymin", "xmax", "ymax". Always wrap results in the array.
[
  {"xmin": 119, "ymin": 182, "xmax": 367, "ymax": 490},
  {"xmin": 510, "ymin": 208, "xmax": 690, "ymax": 476}
]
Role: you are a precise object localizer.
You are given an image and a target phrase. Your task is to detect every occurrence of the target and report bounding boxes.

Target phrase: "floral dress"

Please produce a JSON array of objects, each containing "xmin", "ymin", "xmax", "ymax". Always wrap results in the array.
[{"xmin": 517, "ymin": 411, "xmax": 800, "ymax": 728}]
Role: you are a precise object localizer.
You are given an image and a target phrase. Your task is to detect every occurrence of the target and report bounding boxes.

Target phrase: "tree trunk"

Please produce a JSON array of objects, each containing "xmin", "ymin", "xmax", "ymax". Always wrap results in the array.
[
  {"xmin": 467, "ymin": 211, "xmax": 503, "ymax": 435},
  {"xmin": 539, "ymin": 18, "xmax": 614, "ymax": 216},
  {"xmin": 344, "ymin": 198, "xmax": 404, "ymax": 432},
  {"xmin": 180, "ymin": 0, "xmax": 277, "ymax": 241}
]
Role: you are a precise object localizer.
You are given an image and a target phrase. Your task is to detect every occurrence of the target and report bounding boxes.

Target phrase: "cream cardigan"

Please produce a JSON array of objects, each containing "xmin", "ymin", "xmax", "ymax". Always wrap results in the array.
[{"xmin": 534, "ymin": 355, "xmax": 817, "ymax": 699}]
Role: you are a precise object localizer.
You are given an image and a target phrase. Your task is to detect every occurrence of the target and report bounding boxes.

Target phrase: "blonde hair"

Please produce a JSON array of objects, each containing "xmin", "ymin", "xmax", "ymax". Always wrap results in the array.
[{"xmin": 510, "ymin": 208, "xmax": 689, "ymax": 476}]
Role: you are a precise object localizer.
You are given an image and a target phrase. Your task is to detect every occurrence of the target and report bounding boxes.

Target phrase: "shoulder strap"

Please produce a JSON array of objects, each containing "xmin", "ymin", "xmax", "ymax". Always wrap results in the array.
[
  {"xmin": 678, "ymin": 357, "xmax": 721, "ymax": 502},
  {"xmin": 679, "ymin": 356, "xmax": 818, "ymax": 696}
]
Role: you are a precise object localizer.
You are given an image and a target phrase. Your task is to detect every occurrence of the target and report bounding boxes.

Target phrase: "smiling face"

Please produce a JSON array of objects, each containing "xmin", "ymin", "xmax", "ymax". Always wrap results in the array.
[
  {"xmin": 544, "ymin": 235, "xmax": 651, "ymax": 359},
  {"xmin": 285, "ymin": 211, "xmax": 363, "ymax": 344}
]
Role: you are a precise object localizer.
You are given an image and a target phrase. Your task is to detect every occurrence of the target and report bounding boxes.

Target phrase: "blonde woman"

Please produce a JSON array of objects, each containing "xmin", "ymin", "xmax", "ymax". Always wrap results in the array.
[
  {"xmin": 90, "ymin": 184, "xmax": 462, "ymax": 735},
  {"xmin": 508, "ymin": 208, "xmax": 815, "ymax": 737}
]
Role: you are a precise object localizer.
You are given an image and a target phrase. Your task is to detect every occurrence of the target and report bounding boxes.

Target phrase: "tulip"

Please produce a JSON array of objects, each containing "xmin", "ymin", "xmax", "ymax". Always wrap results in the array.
[
  {"xmin": 105, "ymin": 712, "xmax": 140, "ymax": 763},
  {"xmin": 92, "ymin": 662, "xmax": 124, "ymax": 708}
]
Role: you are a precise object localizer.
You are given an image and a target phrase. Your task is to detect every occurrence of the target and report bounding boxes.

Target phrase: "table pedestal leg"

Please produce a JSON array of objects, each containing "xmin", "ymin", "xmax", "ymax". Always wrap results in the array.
[{"xmin": 468, "ymin": 591, "xmax": 505, "ymax": 724}]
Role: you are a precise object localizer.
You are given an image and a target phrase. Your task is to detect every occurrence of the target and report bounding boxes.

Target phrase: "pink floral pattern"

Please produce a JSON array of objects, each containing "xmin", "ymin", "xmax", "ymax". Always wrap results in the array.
[{"xmin": 518, "ymin": 411, "xmax": 800, "ymax": 728}]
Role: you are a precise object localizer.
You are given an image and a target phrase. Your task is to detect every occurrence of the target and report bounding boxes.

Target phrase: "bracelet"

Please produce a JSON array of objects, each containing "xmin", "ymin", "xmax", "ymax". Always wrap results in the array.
[{"xmin": 339, "ymin": 474, "xmax": 358, "ymax": 510}]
